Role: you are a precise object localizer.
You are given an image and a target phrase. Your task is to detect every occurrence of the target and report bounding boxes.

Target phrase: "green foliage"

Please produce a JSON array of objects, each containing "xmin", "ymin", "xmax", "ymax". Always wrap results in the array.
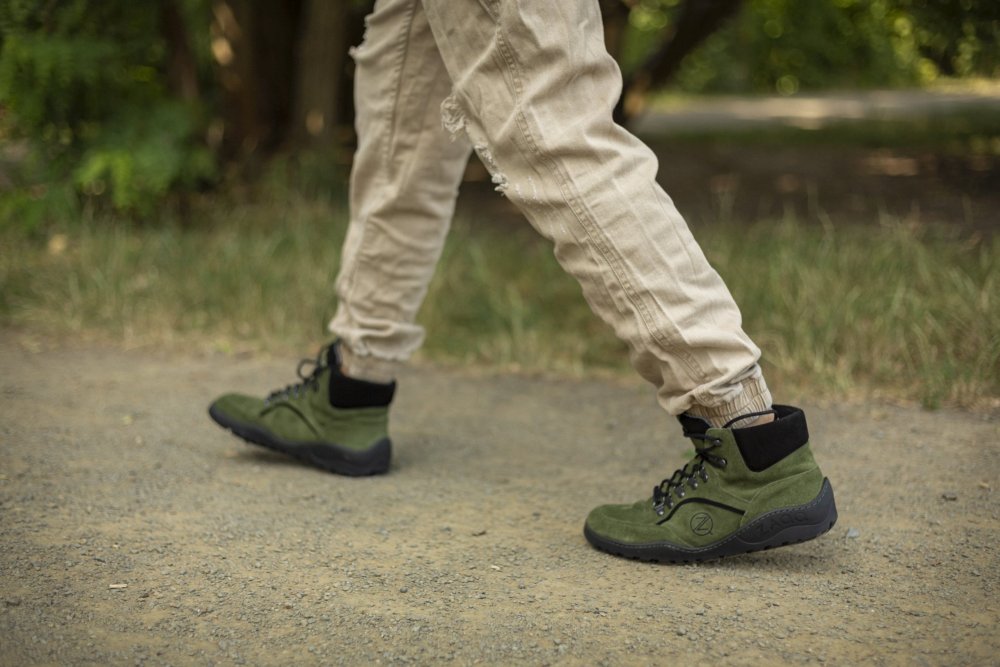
[
  {"xmin": 0, "ymin": 0, "xmax": 996, "ymax": 227},
  {"xmin": 73, "ymin": 102, "xmax": 214, "ymax": 213},
  {"xmin": 685, "ymin": 0, "xmax": 917, "ymax": 93},
  {"xmin": 0, "ymin": 0, "xmax": 214, "ymax": 224},
  {"xmin": 901, "ymin": 0, "xmax": 1000, "ymax": 77},
  {"xmin": 623, "ymin": 0, "xmax": 1000, "ymax": 94}
]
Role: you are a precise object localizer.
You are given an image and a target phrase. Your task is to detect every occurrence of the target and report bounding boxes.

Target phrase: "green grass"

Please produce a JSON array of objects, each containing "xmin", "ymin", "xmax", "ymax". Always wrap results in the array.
[{"xmin": 1, "ymin": 193, "xmax": 997, "ymax": 411}]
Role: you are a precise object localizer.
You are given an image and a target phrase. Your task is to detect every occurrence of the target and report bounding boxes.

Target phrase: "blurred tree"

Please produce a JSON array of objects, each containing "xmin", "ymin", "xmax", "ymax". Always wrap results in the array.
[
  {"xmin": 0, "ymin": 0, "xmax": 216, "ymax": 221},
  {"xmin": 2, "ymin": 0, "xmax": 997, "ymax": 225},
  {"xmin": 292, "ymin": 0, "xmax": 348, "ymax": 147},
  {"xmin": 903, "ymin": 0, "xmax": 1000, "ymax": 77},
  {"xmin": 661, "ymin": 0, "xmax": 1000, "ymax": 95},
  {"xmin": 0, "ymin": 0, "xmax": 368, "ymax": 221},
  {"xmin": 162, "ymin": 0, "xmax": 200, "ymax": 102},
  {"xmin": 210, "ymin": 0, "xmax": 301, "ymax": 156},
  {"xmin": 208, "ymin": 0, "xmax": 368, "ymax": 155},
  {"xmin": 604, "ymin": 0, "xmax": 745, "ymax": 123}
]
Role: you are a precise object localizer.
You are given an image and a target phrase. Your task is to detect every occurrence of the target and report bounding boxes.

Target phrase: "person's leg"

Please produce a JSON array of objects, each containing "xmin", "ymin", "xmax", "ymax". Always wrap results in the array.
[
  {"xmin": 330, "ymin": 0, "xmax": 473, "ymax": 383},
  {"xmin": 420, "ymin": 0, "xmax": 767, "ymax": 424},
  {"xmin": 207, "ymin": 0, "xmax": 470, "ymax": 475},
  {"xmin": 418, "ymin": 0, "xmax": 836, "ymax": 560}
]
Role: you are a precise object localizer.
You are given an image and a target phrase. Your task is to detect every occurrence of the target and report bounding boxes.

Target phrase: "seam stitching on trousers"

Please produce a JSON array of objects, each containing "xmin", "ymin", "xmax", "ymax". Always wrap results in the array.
[
  {"xmin": 491, "ymin": 15, "xmax": 708, "ymax": 385},
  {"xmin": 341, "ymin": 0, "xmax": 419, "ymax": 331},
  {"xmin": 381, "ymin": 0, "xmax": 419, "ymax": 171}
]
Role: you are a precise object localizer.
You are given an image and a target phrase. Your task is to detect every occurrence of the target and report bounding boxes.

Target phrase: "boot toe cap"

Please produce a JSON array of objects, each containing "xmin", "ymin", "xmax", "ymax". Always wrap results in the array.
[{"xmin": 209, "ymin": 393, "xmax": 265, "ymax": 424}]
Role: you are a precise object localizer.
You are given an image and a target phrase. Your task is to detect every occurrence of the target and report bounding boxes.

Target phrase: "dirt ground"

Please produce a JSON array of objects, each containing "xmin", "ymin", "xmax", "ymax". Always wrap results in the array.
[{"xmin": 1, "ymin": 333, "xmax": 997, "ymax": 666}]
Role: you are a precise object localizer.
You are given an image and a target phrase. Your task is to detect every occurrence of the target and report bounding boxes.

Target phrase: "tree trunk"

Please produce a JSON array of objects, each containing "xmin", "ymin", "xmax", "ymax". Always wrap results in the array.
[
  {"xmin": 212, "ymin": 0, "xmax": 302, "ymax": 157},
  {"xmin": 161, "ymin": 0, "xmax": 199, "ymax": 102},
  {"xmin": 614, "ymin": 0, "xmax": 744, "ymax": 126},
  {"xmin": 600, "ymin": 0, "xmax": 632, "ymax": 68},
  {"xmin": 292, "ymin": 0, "xmax": 349, "ymax": 147}
]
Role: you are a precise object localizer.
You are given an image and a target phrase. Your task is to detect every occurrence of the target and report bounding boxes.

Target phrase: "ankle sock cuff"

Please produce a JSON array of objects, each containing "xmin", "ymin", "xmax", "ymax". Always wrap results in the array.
[
  {"xmin": 733, "ymin": 405, "xmax": 809, "ymax": 472},
  {"xmin": 328, "ymin": 365, "xmax": 395, "ymax": 408}
]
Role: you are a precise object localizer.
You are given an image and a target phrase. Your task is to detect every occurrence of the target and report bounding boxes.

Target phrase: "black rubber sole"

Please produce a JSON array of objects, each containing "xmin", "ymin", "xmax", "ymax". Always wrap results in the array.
[
  {"xmin": 208, "ymin": 404, "xmax": 391, "ymax": 476},
  {"xmin": 584, "ymin": 478, "xmax": 838, "ymax": 563}
]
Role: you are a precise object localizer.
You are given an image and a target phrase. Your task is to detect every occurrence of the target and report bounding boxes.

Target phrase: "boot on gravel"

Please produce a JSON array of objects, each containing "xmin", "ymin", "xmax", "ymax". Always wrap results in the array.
[
  {"xmin": 208, "ymin": 342, "xmax": 394, "ymax": 476},
  {"xmin": 584, "ymin": 405, "xmax": 837, "ymax": 562}
]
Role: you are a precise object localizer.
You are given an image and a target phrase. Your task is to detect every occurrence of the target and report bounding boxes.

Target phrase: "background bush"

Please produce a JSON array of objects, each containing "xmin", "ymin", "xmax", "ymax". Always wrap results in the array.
[
  {"xmin": 624, "ymin": 0, "xmax": 1000, "ymax": 94},
  {"xmin": 0, "ymin": 0, "xmax": 214, "ymax": 227},
  {"xmin": 0, "ymin": 0, "xmax": 997, "ymax": 225}
]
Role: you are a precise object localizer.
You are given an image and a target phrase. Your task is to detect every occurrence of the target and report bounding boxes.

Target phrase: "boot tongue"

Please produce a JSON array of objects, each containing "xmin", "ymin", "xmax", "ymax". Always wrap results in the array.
[{"xmin": 677, "ymin": 413, "xmax": 711, "ymax": 437}]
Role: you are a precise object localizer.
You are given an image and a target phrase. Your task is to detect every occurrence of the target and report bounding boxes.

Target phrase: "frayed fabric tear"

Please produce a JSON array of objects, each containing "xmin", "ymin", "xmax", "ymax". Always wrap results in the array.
[
  {"xmin": 491, "ymin": 172, "xmax": 509, "ymax": 195},
  {"xmin": 442, "ymin": 91, "xmax": 509, "ymax": 196},
  {"xmin": 440, "ymin": 94, "xmax": 467, "ymax": 139},
  {"xmin": 474, "ymin": 143, "xmax": 509, "ymax": 195},
  {"xmin": 349, "ymin": 14, "xmax": 372, "ymax": 62}
]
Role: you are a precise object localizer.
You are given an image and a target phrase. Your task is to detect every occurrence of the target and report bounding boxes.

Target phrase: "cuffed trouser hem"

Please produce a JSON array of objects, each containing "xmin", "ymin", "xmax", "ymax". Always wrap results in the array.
[
  {"xmin": 339, "ymin": 0, "xmax": 771, "ymax": 421},
  {"xmin": 338, "ymin": 344, "xmax": 402, "ymax": 385},
  {"xmin": 685, "ymin": 372, "xmax": 773, "ymax": 428}
]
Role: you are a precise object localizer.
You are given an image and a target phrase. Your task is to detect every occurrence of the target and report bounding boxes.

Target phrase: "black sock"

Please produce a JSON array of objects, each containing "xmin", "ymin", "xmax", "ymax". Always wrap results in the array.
[
  {"xmin": 328, "ymin": 365, "xmax": 395, "ymax": 408},
  {"xmin": 732, "ymin": 405, "xmax": 808, "ymax": 472}
]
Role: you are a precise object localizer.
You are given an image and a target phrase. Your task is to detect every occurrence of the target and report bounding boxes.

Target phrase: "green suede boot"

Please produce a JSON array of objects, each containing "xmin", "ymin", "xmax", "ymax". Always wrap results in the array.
[
  {"xmin": 584, "ymin": 405, "xmax": 837, "ymax": 562},
  {"xmin": 208, "ymin": 343, "xmax": 393, "ymax": 476}
]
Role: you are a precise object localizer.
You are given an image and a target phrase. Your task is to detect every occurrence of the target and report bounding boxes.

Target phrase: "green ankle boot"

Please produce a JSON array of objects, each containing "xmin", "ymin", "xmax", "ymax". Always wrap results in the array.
[
  {"xmin": 584, "ymin": 405, "xmax": 837, "ymax": 562},
  {"xmin": 208, "ymin": 343, "xmax": 393, "ymax": 476}
]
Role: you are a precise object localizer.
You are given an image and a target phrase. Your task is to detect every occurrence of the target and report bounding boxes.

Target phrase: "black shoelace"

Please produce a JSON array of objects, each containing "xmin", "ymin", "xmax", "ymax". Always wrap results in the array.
[
  {"xmin": 652, "ymin": 432, "xmax": 727, "ymax": 516},
  {"xmin": 263, "ymin": 347, "xmax": 330, "ymax": 405},
  {"xmin": 652, "ymin": 410, "xmax": 774, "ymax": 516}
]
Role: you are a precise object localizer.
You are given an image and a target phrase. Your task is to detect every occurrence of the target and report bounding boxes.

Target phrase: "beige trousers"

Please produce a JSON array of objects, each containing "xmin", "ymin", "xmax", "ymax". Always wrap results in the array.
[{"xmin": 330, "ymin": 0, "xmax": 772, "ymax": 423}]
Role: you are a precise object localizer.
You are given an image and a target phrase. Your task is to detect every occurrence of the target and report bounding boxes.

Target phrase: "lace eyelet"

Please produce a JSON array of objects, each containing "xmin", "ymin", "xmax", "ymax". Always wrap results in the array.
[
  {"xmin": 676, "ymin": 489, "xmax": 686, "ymax": 498},
  {"xmin": 719, "ymin": 458, "xmax": 727, "ymax": 468}
]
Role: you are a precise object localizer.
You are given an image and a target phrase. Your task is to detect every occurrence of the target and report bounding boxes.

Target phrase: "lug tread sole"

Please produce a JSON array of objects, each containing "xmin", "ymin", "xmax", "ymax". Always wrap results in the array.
[
  {"xmin": 585, "ymin": 478, "xmax": 838, "ymax": 563},
  {"xmin": 208, "ymin": 404, "xmax": 390, "ymax": 476}
]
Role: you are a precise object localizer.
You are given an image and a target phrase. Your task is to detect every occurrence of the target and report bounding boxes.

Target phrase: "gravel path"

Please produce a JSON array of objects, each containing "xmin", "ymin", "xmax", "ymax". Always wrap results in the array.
[{"xmin": 1, "ymin": 334, "xmax": 997, "ymax": 665}]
